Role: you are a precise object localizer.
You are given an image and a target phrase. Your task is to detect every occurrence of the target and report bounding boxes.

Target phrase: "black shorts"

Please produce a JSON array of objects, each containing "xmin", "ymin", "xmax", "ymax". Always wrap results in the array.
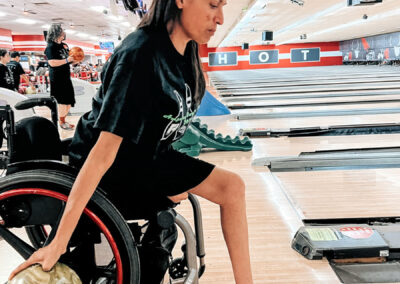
[
  {"xmin": 85, "ymin": 149, "xmax": 215, "ymax": 219},
  {"xmin": 50, "ymin": 77, "xmax": 76, "ymax": 106}
]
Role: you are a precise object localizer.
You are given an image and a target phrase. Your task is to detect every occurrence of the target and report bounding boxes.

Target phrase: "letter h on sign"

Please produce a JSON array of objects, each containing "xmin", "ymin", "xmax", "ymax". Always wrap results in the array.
[{"xmin": 208, "ymin": 52, "xmax": 238, "ymax": 67}]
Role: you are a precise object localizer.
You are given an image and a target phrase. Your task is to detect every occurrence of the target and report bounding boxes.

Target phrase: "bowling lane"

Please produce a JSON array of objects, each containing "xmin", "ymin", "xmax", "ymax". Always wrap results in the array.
[
  {"xmin": 226, "ymin": 94, "xmax": 400, "ymax": 109},
  {"xmin": 273, "ymin": 168, "xmax": 400, "ymax": 220},
  {"xmin": 221, "ymin": 90, "xmax": 400, "ymax": 103}
]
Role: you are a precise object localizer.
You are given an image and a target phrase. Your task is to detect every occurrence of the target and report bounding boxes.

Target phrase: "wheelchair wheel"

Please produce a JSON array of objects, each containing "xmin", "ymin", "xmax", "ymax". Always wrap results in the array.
[{"xmin": 0, "ymin": 169, "xmax": 140, "ymax": 284}]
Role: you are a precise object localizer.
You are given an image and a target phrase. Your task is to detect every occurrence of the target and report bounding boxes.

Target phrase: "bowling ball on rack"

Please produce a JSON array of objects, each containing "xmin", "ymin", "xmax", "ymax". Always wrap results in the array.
[{"xmin": 69, "ymin": 46, "xmax": 85, "ymax": 62}]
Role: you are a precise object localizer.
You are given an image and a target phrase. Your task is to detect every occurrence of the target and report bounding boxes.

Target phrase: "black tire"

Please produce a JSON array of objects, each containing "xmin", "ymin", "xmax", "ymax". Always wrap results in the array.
[{"xmin": 0, "ymin": 169, "xmax": 140, "ymax": 284}]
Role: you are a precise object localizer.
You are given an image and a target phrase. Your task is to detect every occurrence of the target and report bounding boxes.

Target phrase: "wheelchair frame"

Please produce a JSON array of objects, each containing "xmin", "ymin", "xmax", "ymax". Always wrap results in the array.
[{"xmin": 0, "ymin": 98, "xmax": 206, "ymax": 284}]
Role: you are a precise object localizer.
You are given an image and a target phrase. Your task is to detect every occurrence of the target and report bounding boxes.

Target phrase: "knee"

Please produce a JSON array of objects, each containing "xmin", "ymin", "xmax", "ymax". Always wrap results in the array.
[{"xmin": 222, "ymin": 173, "xmax": 246, "ymax": 205}]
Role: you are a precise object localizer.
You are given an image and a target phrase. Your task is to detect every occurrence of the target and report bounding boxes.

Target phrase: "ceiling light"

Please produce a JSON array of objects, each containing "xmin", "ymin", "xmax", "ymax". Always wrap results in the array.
[
  {"xmin": 41, "ymin": 24, "xmax": 50, "ymax": 29},
  {"xmin": 76, "ymin": 32, "xmax": 89, "ymax": 38},
  {"xmin": 65, "ymin": 29, "xmax": 76, "ymax": 34},
  {"xmin": 90, "ymin": 6, "xmax": 108, "ymax": 13},
  {"xmin": 0, "ymin": 12, "xmax": 6, "ymax": 17},
  {"xmin": 15, "ymin": 18, "xmax": 37, "ymax": 25},
  {"xmin": 108, "ymin": 15, "xmax": 124, "ymax": 21},
  {"xmin": 90, "ymin": 36, "xmax": 99, "ymax": 41}
]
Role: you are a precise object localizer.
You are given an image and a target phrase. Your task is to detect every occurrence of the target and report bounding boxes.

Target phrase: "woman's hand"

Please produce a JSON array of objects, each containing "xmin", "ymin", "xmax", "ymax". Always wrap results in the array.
[
  {"xmin": 8, "ymin": 243, "xmax": 65, "ymax": 281},
  {"xmin": 67, "ymin": 56, "xmax": 75, "ymax": 63},
  {"xmin": 168, "ymin": 192, "xmax": 189, "ymax": 203}
]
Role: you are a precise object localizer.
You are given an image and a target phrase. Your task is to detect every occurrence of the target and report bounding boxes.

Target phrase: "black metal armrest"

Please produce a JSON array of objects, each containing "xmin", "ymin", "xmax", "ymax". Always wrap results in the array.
[
  {"xmin": 15, "ymin": 96, "xmax": 58, "ymax": 126},
  {"xmin": 15, "ymin": 96, "xmax": 56, "ymax": 110}
]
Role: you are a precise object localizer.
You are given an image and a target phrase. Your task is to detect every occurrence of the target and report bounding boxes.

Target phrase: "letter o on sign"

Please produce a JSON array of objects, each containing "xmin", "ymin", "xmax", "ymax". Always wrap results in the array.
[{"xmin": 258, "ymin": 52, "xmax": 270, "ymax": 62}]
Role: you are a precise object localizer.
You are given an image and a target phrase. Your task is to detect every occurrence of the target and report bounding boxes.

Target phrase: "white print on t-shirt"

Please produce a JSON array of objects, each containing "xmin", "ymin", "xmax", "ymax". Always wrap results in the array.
[
  {"xmin": 60, "ymin": 44, "xmax": 69, "ymax": 59},
  {"xmin": 4, "ymin": 67, "xmax": 14, "ymax": 86},
  {"xmin": 161, "ymin": 83, "xmax": 196, "ymax": 141}
]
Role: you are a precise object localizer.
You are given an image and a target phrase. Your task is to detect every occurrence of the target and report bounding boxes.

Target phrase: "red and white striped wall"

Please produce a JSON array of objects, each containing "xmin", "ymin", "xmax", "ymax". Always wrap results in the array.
[
  {"xmin": 0, "ymin": 28, "xmax": 13, "ymax": 50},
  {"xmin": 11, "ymin": 35, "xmax": 109, "ymax": 56},
  {"xmin": 12, "ymin": 35, "xmax": 46, "ymax": 52},
  {"xmin": 200, "ymin": 42, "xmax": 342, "ymax": 71},
  {"xmin": 65, "ymin": 39, "xmax": 108, "ymax": 56}
]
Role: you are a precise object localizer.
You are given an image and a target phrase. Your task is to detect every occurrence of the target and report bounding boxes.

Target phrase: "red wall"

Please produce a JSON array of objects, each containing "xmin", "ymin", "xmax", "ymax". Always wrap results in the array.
[
  {"xmin": 200, "ymin": 42, "xmax": 342, "ymax": 71},
  {"xmin": 12, "ymin": 35, "xmax": 46, "ymax": 52},
  {"xmin": 0, "ymin": 28, "xmax": 13, "ymax": 49}
]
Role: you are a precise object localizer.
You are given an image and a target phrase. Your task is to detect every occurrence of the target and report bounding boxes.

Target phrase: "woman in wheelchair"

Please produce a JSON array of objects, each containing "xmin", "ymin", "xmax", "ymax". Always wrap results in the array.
[{"xmin": 8, "ymin": 0, "xmax": 253, "ymax": 283}]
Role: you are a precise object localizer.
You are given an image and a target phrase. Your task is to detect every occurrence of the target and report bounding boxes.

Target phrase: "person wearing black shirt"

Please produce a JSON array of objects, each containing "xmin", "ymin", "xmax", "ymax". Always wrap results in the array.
[
  {"xmin": 44, "ymin": 24, "xmax": 80, "ymax": 130},
  {"xmin": 0, "ymin": 49, "xmax": 15, "ymax": 91},
  {"xmin": 9, "ymin": 1, "xmax": 254, "ymax": 283},
  {"xmin": 7, "ymin": 51, "xmax": 29, "ymax": 91},
  {"xmin": 37, "ymin": 60, "xmax": 48, "ymax": 69}
]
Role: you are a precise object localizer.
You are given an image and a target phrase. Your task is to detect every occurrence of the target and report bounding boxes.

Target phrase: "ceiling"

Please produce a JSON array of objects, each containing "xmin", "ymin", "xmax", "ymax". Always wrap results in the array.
[
  {"xmin": 0, "ymin": 0, "xmax": 146, "ymax": 44},
  {"xmin": 0, "ymin": 0, "xmax": 399, "ymax": 47},
  {"xmin": 212, "ymin": 0, "xmax": 400, "ymax": 47}
]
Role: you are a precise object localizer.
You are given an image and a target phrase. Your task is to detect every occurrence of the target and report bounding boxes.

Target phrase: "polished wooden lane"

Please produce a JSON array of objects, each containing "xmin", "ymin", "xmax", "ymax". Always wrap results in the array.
[
  {"xmin": 274, "ymin": 168, "xmax": 400, "ymax": 220},
  {"xmin": 226, "ymin": 94, "xmax": 400, "ymax": 109}
]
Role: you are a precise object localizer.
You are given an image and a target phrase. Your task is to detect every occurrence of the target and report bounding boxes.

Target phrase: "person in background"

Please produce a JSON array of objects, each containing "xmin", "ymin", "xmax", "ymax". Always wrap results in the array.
[
  {"xmin": 44, "ymin": 23, "xmax": 79, "ymax": 130},
  {"xmin": 0, "ymin": 49, "xmax": 15, "ymax": 91},
  {"xmin": 37, "ymin": 59, "xmax": 48, "ymax": 69},
  {"xmin": 7, "ymin": 51, "xmax": 30, "ymax": 91}
]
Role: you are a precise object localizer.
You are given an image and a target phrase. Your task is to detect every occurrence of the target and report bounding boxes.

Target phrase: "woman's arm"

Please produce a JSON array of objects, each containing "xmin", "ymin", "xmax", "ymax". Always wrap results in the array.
[
  {"xmin": 9, "ymin": 131, "xmax": 123, "ymax": 279},
  {"xmin": 47, "ymin": 56, "xmax": 75, "ymax": 67}
]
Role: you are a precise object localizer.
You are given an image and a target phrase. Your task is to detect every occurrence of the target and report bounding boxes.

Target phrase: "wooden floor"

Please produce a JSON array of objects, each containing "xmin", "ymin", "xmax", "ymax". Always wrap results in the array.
[{"xmin": 3, "ymin": 65, "xmax": 400, "ymax": 283}]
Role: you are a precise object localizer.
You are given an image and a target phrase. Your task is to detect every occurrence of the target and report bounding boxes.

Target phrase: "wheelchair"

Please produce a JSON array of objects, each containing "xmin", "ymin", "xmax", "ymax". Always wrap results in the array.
[{"xmin": 0, "ymin": 97, "xmax": 206, "ymax": 284}]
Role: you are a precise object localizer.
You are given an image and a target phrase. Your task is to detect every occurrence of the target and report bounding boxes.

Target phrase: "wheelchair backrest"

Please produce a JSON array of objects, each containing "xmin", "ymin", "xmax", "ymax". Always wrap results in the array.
[{"xmin": 9, "ymin": 116, "xmax": 62, "ymax": 163}]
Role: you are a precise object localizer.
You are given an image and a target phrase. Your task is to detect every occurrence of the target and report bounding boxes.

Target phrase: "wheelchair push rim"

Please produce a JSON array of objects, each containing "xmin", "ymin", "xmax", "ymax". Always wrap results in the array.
[{"xmin": 1, "ymin": 188, "xmax": 123, "ymax": 283}]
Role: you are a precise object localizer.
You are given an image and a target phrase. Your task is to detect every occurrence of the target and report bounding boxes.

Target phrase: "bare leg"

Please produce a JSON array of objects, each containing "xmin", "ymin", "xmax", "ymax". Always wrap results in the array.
[
  {"xmin": 58, "ymin": 104, "xmax": 74, "ymax": 128},
  {"xmin": 58, "ymin": 104, "xmax": 69, "ymax": 118},
  {"xmin": 66, "ymin": 104, "xmax": 71, "ymax": 116},
  {"xmin": 188, "ymin": 167, "xmax": 253, "ymax": 284}
]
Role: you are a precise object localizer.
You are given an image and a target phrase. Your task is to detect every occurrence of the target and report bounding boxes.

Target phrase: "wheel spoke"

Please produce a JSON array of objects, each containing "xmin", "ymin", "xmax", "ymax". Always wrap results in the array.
[{"xmin": 0, "ymin": 225, "xmax": 35, "ymax": 259}]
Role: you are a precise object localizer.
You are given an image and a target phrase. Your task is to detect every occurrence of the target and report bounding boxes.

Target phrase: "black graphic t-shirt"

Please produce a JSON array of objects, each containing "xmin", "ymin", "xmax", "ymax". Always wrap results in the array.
[
  {"xmin": 69, "ymin": 26, "xmax": 198, "ymax": 168},
  {"xmin": 44, "ymin": 41, "xmax": 70, "ymax": 81},
  {"xmin": 7, "ymin": 60, "xmax": 25, "ymax": 90},
  {"xmin": 0, "ymin": 63, "xmax": 15, "ymax": 91}
]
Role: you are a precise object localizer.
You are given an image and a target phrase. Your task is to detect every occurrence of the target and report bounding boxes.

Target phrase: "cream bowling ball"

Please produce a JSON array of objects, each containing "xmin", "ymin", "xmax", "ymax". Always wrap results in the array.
[{"xmin": 8, "ymin": 262, "xmax": 82, "ymax": 284}]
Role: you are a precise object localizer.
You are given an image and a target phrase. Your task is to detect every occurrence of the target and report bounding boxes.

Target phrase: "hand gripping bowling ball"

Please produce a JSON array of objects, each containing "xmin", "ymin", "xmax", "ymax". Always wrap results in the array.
[
  {"xmin": 8, "ymin": 263, "xmax": 82, "ymax": 284},
  {"xmin": 69, "ymin": 46, "xmax": 85, "ymax": 62}
]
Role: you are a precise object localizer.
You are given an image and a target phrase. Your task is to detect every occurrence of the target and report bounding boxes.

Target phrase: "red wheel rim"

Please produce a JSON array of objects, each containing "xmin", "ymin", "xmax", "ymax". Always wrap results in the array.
[{"xmin": 0, "ymin": 188, "xmax": 124, "ymax": 284}]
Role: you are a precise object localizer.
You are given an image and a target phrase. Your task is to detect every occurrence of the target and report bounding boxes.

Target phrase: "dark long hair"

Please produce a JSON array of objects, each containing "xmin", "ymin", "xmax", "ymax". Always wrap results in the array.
[{"xmin": 122, "ymin": 0, "xmax": 206, "ymax": 106}]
